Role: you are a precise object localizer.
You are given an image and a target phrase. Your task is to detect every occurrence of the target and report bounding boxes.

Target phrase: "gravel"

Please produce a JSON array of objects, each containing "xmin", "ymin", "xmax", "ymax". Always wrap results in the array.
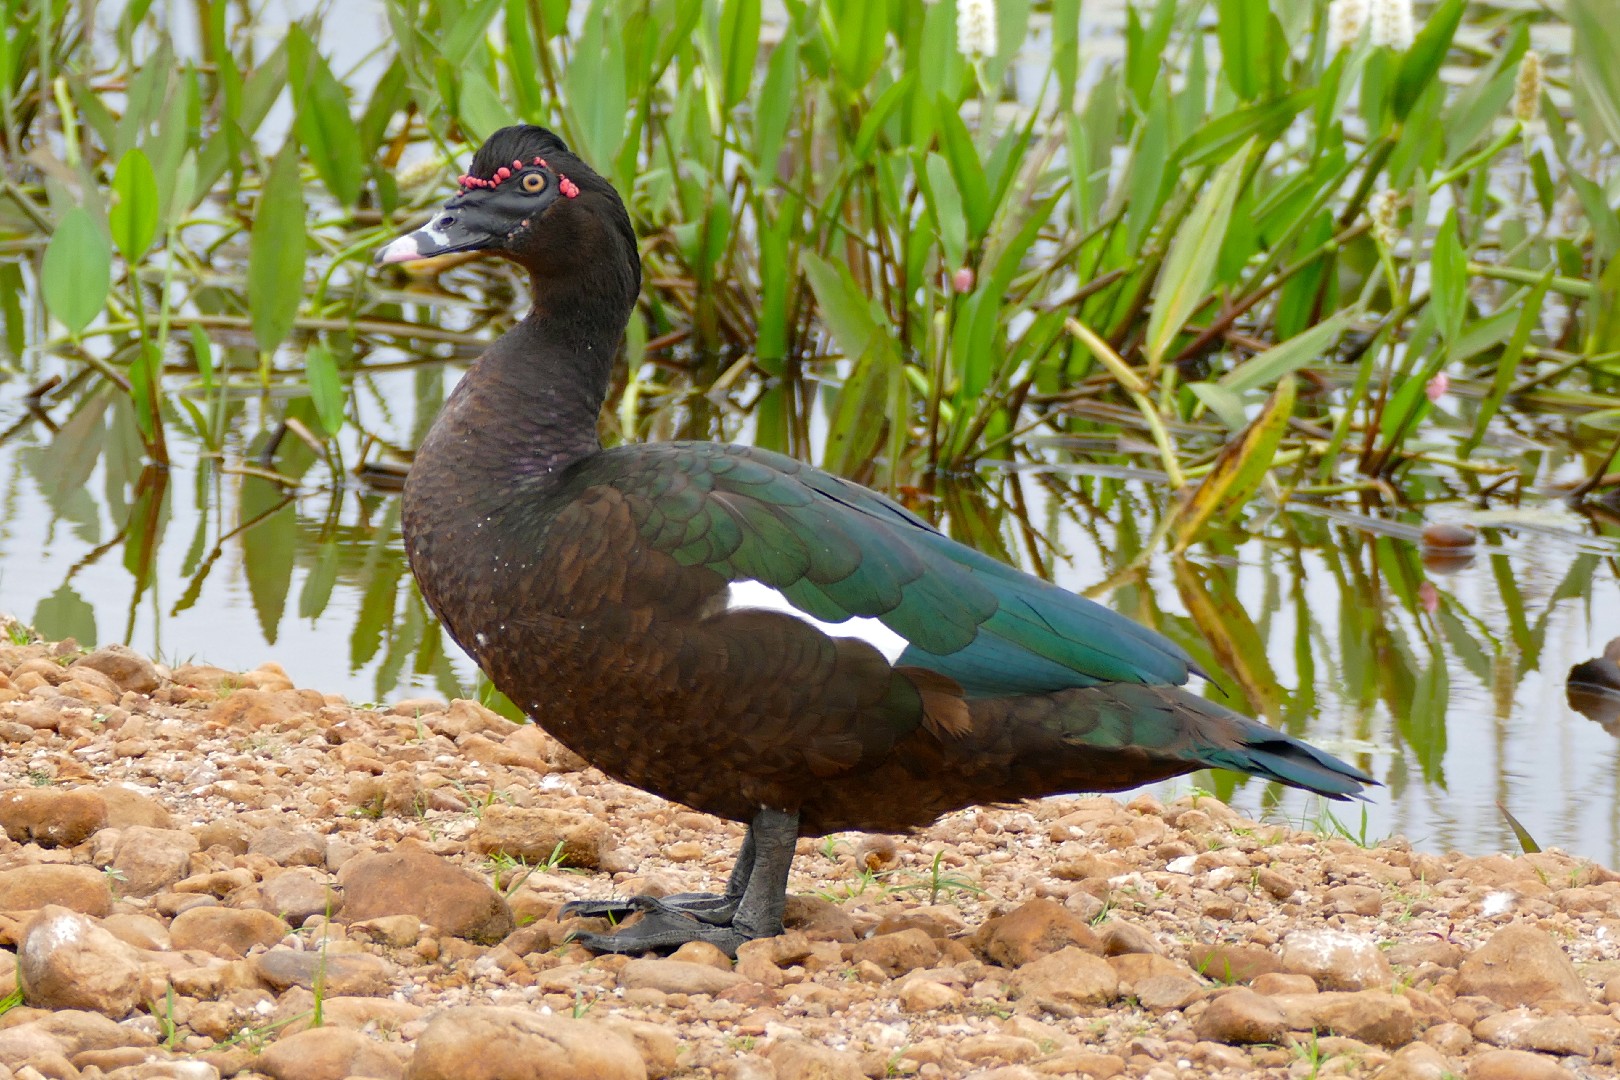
[{"xmin": 1, "ymin": 634, "xmax": 1618, "ymax": 1079}]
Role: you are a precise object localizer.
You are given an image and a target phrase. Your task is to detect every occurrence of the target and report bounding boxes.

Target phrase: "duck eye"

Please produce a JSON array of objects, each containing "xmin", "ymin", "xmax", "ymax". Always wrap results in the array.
[{"xmin": 521, "ymin": 172, "xmax": 546, "ymax": 194}]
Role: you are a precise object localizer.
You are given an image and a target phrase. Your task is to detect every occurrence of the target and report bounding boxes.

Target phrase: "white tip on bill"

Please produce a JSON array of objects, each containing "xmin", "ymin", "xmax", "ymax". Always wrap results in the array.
[{"xmin": 376, "ymin": 234, "xmax": 424, "ymax": 265}]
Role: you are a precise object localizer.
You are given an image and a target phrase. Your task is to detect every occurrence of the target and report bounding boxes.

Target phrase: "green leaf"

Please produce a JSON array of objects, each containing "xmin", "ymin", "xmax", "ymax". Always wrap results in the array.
[
  {"xmin": 753, "ymin": 30, "xmax": 799, "ymax": 170},
  {"xmin": 287, "ymin": 26, "xmax": 365, "ymax": 205},
  {"xmin": 1391, "ymin": 0, "xmax": 1465, "ymax": 121},
  {"xmin": 42, "ymin": 207, "xmax": 111, "ymax": 337},
  {"xmin": 801, "ymin": 251, "xmax": 883, "ymax": 361},
  {"xmin": 109, "ymin": 148, "xmax": 160, "ymax": 265},
  {"xmin": 936, "ymin": 100, "xmax": 992, "ymax": 239},
  {"xmin": 1220, "ymin": 308, "xmax": 1357, "ymax": 395},
  {"xmin": 305, "ymin": 342, "xmax": 346, "ymax": 435},
  {"xmin": 248, "ymin": 142, "xmax": 308, "ymax": 355},
  {"xmin": 1145, "ymin": 140, "xmax": 1251, "ymax": 369},
  {"xmin": 1429, "ymin": 209, "xmax": 1467, "ymax": 346},
  {"xmin": 34, "ymin": 585, "xmax": 97, "ymax": 648},
  {"xmin": 718, "ymin": 0, "xmax": 762, "ymax": 110},
  {"xmin": 1171, "ymin": 375, "xmax": 1295, "ymax": 551},
  {"xmin": 1569, "ymin": 0, "xmax": 1620, "ymax": 149},
  {"xmin": 921, "ymin": 153, "xmax": 967, "ymax": 269},
  {"xmin": 1215, "ymin": 0, "xmax": 1270, "ymax": 101}
]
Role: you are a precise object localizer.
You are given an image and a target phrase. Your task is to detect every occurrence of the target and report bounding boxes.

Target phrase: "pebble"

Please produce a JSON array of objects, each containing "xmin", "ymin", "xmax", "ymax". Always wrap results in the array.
[
  {"xmin": 1192, "ymin": 987, "xmax": 1288, "ymax": 1044},
  {"xmin": 1279, "ymin": 927, "xmax": 1393, "ymax": 990},
  {"xmin": 467, "ymin": 804, "xmax": 609, "ymax": 868},
  {"xmin": 618, "ymin": 958, "xmax": 747, "ymax": 996},
  {"xmin": 257, "ymin": 1025, "xmax": 404, "ymax": 1080},
  {"xmin": 405, "ymin": 1006, "xmax": 647, "ymax": 1080},
  {"xmin": 1457, "ymin": 924, "xmax": 1589, "ymax": 1007},
  {"xmin": 248, "ymin": 825, "xmax": 328, "ymax": 867},
  {"xmin": 110, "ymin": 825, "xmax": 200, "ymax": 897},
  {"xmin": 0, "ymin": 787, "xmax": 108, "ymax": 846},
  {"xmin": 251, "ymin": 947, "xmax": 398, "ymax": 996},
  {"xmin": 168, "ymin": 906, "xmax": 289, "ymax": 957},
  {"xmin": 18, "ymin": 906, "xmax": 144, "ymax": 1016},
  {"xmin": 0, "ymin": 864, "xmax": 114, "ymax": 916},
  {"xmin": 1008, "ymin": 946, "xmax": 1119, "ymax": 1015},
  {"xmin": 1466, "ymin": 1048, "xmax": 1575, "ymax": 1080},
  {"xmin": 763, "ymin": 1040, "xmax": 866, "ymax": 1080},
  {"xmin": 848, "ymin": 927, "xmax": 939, "ymax": 976},
  {"xmin": 336, "ymin": 839, "xmax": 513, "ymax": 943},
  {"xmin": 974, "ymin": 898, "xmax": 1101, "ymax": 967}
]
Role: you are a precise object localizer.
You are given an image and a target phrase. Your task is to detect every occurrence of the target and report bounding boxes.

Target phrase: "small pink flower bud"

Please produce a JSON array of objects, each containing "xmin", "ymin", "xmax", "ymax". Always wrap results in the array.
[
  {"xmin": 951, "ymin": 267, "xmax": 975, "ymax": 293},
  {"xmin": 1425, "ymin": 372, "xmax": 1449, "ymax": 402}
]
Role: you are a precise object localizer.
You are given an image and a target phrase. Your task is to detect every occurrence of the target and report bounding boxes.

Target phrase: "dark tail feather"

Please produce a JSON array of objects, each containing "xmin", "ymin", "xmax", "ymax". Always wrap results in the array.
[{"xmin": 1201, "ymin": 719, "xmax": 1375, "ymax": 801}]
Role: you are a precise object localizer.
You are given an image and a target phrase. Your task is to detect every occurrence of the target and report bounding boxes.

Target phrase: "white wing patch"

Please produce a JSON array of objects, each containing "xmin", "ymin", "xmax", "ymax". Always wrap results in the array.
[{"xmin": 725, "ymin": 580, "xmax": 910, "ymax": 663}]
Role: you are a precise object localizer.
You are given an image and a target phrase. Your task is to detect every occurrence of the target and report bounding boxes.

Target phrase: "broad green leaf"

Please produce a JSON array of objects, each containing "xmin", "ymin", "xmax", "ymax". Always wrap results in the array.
[
  {"xmin": 109, "ymin": 148, "xmax": 160, "ymax": 264},
  {"xmin": 1171, "ymin": 375, "xmax": 1295, "ymax": 551},
  {"xmin": 248, "ymin": 142, "xmax": 307, "ymax": 355},
  {"xmin": 1220, "ymin": 308, "xmax": 1356, "ymax": 394},
  {"xmin": 1568, "ymin": 0, "xmax": 1620, "ymax": 149},
  {"xmin": 287, "ymin": 26, "xmax": 365, "ymax": 205},
  {"xmin": 1145, "ymin": 140, "xmax": 1251, "ymax": 369},
  {"xmin": 1215, "ymin": 0, "xmax": 1270, "ymax": 101},
  {"xmin": 305, "ymin": 342, "xmax": 347, "ymax": 435},
  {"xmin": 42, "ymin": 207, "xmax": 111, "ymax": 336},
  {"xmin": 1187, "ymin": 381, "xmax": 1248, "ymax": 431},
  {"xmin": 921, "ymin": 153, "xmax": 967, "ymax": 269},
  {"xmin": 936, "ymin": 101, "xmax": 992, "ymax": 239},
  {"xmin": 853, "ymin": 74, "xmax": 914, "ymax": 161},
  {"xmin": 1391, "ymin": 0, "xmax": 1464, "ymax": 121},
  {"xmin": 458, "ymin": 69, "xmax": 515, "ymax": 142},
  {"xmin": 1429, "ymin": 209, "xmax": 1467, "ymax": 346},
  {"xmin": 718, "ymin": 0, "xmax": 762, "ymax": 110},
  {"xmin": 753, "ymin": 31, "xmax": 799, "ymax": 171},
  {"xmin": 801, "ymin": 251, "xmax": 882, "ymax": 360},
  {"xmin": 128, "ymin": 342, "xmax": 163, "ymax": 442}
]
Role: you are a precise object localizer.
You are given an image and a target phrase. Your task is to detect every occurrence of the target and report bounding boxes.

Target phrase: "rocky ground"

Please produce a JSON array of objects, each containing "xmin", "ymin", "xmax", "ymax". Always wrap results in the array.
[{"xmin": 0, "ymin": 635, "xmax": 1617, "ymax": 1080}]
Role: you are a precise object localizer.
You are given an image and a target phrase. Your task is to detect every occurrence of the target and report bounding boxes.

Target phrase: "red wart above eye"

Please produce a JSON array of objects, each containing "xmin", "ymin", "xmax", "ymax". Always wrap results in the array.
[{"xmin": 456, "ymin": 154, "xmax": 579, "ymax": 198}]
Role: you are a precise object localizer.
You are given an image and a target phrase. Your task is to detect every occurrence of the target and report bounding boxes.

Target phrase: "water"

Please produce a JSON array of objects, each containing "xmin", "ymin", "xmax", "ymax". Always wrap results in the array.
[{"xmin": 2, "ymin": 0, "xmax": 1617, "ymax": 866}]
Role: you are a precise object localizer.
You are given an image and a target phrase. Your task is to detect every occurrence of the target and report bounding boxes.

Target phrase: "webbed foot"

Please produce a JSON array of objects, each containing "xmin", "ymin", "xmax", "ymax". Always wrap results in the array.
[
  {"xmin": 558, "ymin": 891, "xmax": 739, "ymax": 926},
  {"xmin": 568, "ymin": 907, "xmax": 752, "ymax": 956}
]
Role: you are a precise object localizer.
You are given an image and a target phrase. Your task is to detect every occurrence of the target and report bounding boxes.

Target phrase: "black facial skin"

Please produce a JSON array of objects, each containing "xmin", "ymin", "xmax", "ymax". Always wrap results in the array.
[{"xmin": 377, "ymin": 166, "xmax": 561, "ymax": 264}]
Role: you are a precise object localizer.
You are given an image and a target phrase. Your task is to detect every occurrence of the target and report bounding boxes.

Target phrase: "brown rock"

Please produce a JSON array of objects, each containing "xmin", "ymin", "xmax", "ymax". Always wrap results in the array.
[
  {"xmin": 782, "ymin": 894, "xmax": 858, "ymax": 942},
  {"xmin": 1187, "ymin": 942, "xmax": 1280, "ymax": 984},
  {"xmin": 1474, "ymin": 1009, "xmax": 1596, "ymax": 1057},
  {"xmin": 1193, "ymin": 988, "xmax": 1289, "ymax": 1044},
  {"xmin": 280, "ymin": 995, "xmax": 425, "ymax": 1036},
  {"xmin": 33, "ymin": 1008, "xmax": 147, "ymax": 1055},
  {"xmin": 98, "ymin": 784, "xmax": 174, "ymax": 829},
  {"xmin": 336, "ymin": 840, "xmax": 513, "ymax": 943},
  {"xmin": 248, "ymin": 826, "xmax": 327, "ymax": 867},
  {"xmin": 111, "ymin": 825, "xmax": 199, "ymax": 897},
  {"xmin": 258, "ymin": 1026, "xmax": 403, "ymax": 1080},
  {"xmin": 1280, "ymin": 928, "xmax": 1393, "ymax": 990},
  {"xmin": 71, "ymin": 645, "xmax": 161, "ymax": 693},
  {"xmin": 1034, "ymin": 1052, "xmax": 1125, "ymax": 1078},
  {"xmin": 764, "ymin": 1040, "xmax": 866, "ymax": 1080},
  {"xmin": 467, "ymin": 805, "xmax": 609, "ymax": 870},
  {"xmin": 1252, "ymin": 972, "xmax": 1317, "ymax": 995},
  {"xmin": 252, "ymin": 948, "xmax": 398, "ymax": 997},
  {"xmin": 1097, "ymin": 920, "xmax": 1160, "ymax": 956},
  {"xmin": 1273, "ymin": 991, "xmax": 1416, "ymax": 1048},
  {"xmin": 18, "ymin": 906, "xmax": 142, "ymax": 1016},
  {"xmin": 975, "ymin": 899, "xmax": 1101, "ymax": 967},
  {"xmin": 618, "ymin": 958, "xmax": 747, "ymax": 996},
  {"xmin": 0, "ymin": 787, "xmax": 108, "ymax": 846},
  {"xmin": 898, "ymin": 977, "xmax": 965, "ymax": 1012},
  {"xmin": 0, "ymin": 864, "xmax": 113, "ymax": 916},
  {"xmin": 169, "ymin": 907, "xmax": 289, "ymax": 957},
  {"xmin": 849, "ymin": 928, "xmax": 940, "ymax": 976},
  {"xmin": 259, "ymin": 867, "xmax": 342, "ymax": 924},
  {"xmin": 1457, "ymin": 925, "xmax": 1588, "ymax": 1007},
  {"xmin": 1008, "ymin": 946, "xmax": 1119, "ymax": 1015},
  {"xmin": 207, "ymin": 687, "xmax": 326, "ymax": 729},
  {"xmin": 597, "ymin": 1018, "xmax": 681, "ymax": 1079},
  {"xmin": 1374, "ymin": 1042, "xmax": 1452, "ymax": 1080},
  {"xmin": 1467, "ymin": 1049, "xmax": 1574, "ymax": 1080},
  {"xmin": 1326, "ymin": 883, "xmax": 1385, "ymax": 915},
  {"xmin": 1134, "ymin": 974, "xmax": 1206, "ymax": 1012},
  {"xmin": 405, "ymin": 1006, "xmax": 646, "ymax": 1080}
]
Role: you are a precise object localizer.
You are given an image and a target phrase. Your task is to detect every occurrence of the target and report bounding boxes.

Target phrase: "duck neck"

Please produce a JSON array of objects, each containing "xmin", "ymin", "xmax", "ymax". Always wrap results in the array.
[{"xmin": 431, "ymin": 290, "xmax": 624, "ymax": 488}]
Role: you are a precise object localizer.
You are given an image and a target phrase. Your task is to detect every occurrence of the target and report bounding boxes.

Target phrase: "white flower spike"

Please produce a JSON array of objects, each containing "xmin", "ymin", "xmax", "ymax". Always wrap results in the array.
[
  {"xmin": 1368, "ymin": 0, "xmax": 1415, "ymax": 51},
  {"xmin": 957, "ymin": 0, "xmax": 998, "ymax": 61},
  {"xmin": 1326, "ymin": 0, "xmax": 1369, "ymax": 54}
]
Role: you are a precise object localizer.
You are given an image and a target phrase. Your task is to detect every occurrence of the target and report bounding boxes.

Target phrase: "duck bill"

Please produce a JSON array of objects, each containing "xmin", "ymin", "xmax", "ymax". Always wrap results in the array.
[{"xmin": 375, "ymin": 209, "xmax": 495, "ymax": 265}]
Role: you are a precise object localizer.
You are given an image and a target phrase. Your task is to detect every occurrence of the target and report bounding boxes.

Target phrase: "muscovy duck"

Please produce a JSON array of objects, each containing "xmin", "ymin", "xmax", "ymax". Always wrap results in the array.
[{"xmin": 376, "ymin": 125, "xmax": 1372, "ymax": 955}]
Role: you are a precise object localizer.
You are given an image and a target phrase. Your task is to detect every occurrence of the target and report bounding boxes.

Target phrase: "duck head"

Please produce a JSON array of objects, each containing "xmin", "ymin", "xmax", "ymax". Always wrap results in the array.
[{"xmin": 377, "ymin": 125, "xmax": 640, "ymax": 308}]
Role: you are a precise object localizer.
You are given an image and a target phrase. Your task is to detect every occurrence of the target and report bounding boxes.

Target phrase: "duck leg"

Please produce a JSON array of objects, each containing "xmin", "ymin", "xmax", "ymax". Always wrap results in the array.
[{"xmin": 567, "ymin": 807, "xmax": 798, "ymax": 956}]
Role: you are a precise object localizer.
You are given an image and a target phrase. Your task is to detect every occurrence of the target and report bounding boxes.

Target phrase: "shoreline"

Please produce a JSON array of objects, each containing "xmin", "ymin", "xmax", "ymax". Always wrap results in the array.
[{"xmin": 0, "ymin": 637, "xmax": 1617, "ymax": 1079}]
